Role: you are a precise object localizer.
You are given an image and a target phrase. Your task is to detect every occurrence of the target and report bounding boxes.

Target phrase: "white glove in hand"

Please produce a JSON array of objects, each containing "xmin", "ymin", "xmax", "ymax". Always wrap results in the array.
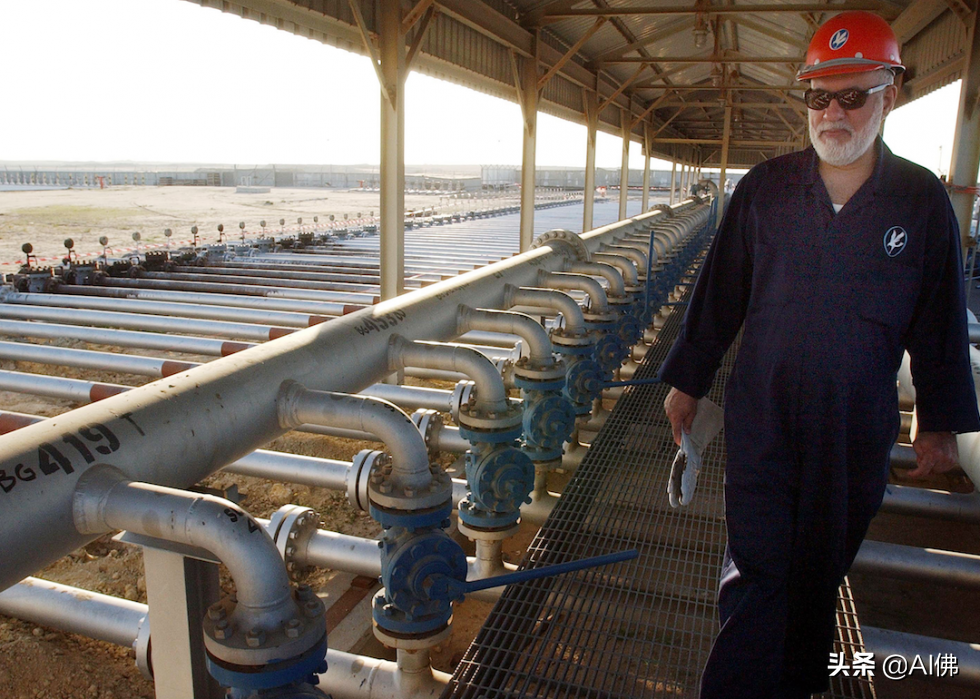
[{"xmin": 667, "ymin": 397, "xmax": 724, "ymax": 507}]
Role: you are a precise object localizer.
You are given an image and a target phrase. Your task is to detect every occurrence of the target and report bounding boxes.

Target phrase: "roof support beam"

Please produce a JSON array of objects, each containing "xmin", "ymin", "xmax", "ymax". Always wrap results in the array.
[
  {"xmin": 537, "ymin": 2, "xmax": 901, "ymax": 22},
  {"xmin": 656, "ymin": 138, "xmax": 798, "ymax": 146},
  {"xmin": 599, "ymin": 64, "xmax": 647, "ymax": 112},
  {"xmin": 599, "ymin": 55, "xmax": 806, "ymax": 65},
  {"xmin": 538, "ymin": 17, "xmax": 607, "ymax": 91},
  {"xmin": 402, "ymin": 0, "xmax": 436, "ymax": 34},
  {"xmin": 405, "ymin": 5, "xmax": 437, "ymax": 70},
  {"xmin": 348, "ymin": 0, "xmax": 394, "ymax": 107},
  {"xmin": 592, "ymin": 17, "xmax": 695, "ymax": 63},
  {"xmin": 891, "ymin": 0, "xmax": 951, "ymax": 44}
]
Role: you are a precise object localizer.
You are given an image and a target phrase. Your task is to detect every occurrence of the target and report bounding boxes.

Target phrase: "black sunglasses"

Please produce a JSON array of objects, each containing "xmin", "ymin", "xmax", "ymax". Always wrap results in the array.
[{"xmin": 804, "ymin": 84, "xmax": 888, "ymax": 111}]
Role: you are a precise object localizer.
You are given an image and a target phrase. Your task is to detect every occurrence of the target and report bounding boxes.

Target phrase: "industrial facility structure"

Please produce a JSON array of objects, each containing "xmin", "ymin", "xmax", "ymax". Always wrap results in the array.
[{"xmin": 1, "ymin": 1, "xmax": 980, "ymax": 699}]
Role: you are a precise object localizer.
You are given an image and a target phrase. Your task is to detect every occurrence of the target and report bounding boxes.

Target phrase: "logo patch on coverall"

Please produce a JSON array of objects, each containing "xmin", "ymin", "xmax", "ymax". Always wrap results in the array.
[
  {"xmin": 883, "ymin": 226, "xmax": 908, "ymax": 257},
  {"xmin": 830, "ymin": 28, "xmax": 849, "ymax": 51}
]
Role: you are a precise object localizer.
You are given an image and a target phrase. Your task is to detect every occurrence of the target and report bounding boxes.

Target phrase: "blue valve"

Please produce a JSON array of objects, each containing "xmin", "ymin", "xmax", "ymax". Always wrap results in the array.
[{"xmin": 426, "ymin": 548, "xmax": 639, "ymax": 602}]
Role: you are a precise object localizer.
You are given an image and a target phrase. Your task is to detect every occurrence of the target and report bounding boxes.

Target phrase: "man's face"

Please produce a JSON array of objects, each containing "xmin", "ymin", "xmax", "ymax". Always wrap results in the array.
[{"xmin": 807, "ymin": 70, "xmax": 897, "ymax": 167}]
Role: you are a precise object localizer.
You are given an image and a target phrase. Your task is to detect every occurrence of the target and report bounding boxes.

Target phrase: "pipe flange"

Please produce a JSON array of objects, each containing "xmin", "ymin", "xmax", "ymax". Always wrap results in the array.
[
  {"xmin": 582, "ymin": 310, "xmax": 619, "ymax": 325},
  {"xmin": 411, "ymin": 409, "xmax": 444, "ymax": 455},
  {"xmin": 449, "ymin": 381, "xmax": 475, "ymax": 424},
  {"xmin": 457, "ymin": 402, "xmax": 524, "ymax": 433},
  {"xmin": 347, "ymin": 449, "xmax": 382, "ymax": 512},
  {"xmin": 512, "ymin": 355, "xmax": 566, "ymax": 383},
  {"xmin": 202, "ymin": 586, "xmax": 327, "ymax": 667},
  {"xmin": 650, "ymin": 204, "xmax": 673, "ymax": 218},
  {"xmin": 456, "ymin": 519, "xmax": 519, "ymax": 541},
  {"xmin": 368, "ymin": 462, "xmax": 453, "ymax": 512},
  {"xmin": 267, "ymin": 505, "xmax": 321, "ymax": 581},
  {"xmin": 549, "ymin": 328, "xmax": 594, "ymax": 351},
  {"xmin": 607, "ymin": 295, "xmax": 632, "ymax": 308},
  {"xmin": 530, "ymin": 229, "xmax": 591, "ymax": 263},
  {"xmin": 134, "ymin": 612, "xmax": 152, "ymax": 680},
  {"xmin": 373, "ymin": 617, "xmax": 452, "ymax": 650}
]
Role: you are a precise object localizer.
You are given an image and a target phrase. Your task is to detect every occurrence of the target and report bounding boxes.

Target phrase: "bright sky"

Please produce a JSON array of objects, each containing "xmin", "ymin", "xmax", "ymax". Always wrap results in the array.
[{"xmin": 0, "ymin": 0, "xmax": 962, "ymax": 176}]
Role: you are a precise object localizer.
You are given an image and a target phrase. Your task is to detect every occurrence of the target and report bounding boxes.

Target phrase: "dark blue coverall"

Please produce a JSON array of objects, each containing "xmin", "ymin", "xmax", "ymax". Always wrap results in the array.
[{"xmin": 659, "ymin": 140, "xmax": 980, "ymax": 698}]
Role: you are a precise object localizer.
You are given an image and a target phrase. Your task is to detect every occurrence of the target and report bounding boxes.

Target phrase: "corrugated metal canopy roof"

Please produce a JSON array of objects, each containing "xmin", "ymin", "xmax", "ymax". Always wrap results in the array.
[{"xmin": 187, "ymin": 0, "xmax": 973, "ymax": 168}]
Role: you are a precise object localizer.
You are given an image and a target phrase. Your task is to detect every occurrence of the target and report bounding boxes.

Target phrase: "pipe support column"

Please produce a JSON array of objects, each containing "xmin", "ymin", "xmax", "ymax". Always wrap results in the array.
[
  {"xmin": 583, "ymin": 91, "xmax": 598, "ymax": 232},
  {"xmin": 378, "ymin": 0, "xmax": 407, "ymax": 299},
  {"xmin": 519, "ymin": 49, "xmax": 540, "ymax": 252},
  {"xmin": 619, "ymin": 109, "xmax": 631, "ymax": 220},
  {"xmin": 948, "ymin": 8, "xmax": 980, "ymax": 256}
]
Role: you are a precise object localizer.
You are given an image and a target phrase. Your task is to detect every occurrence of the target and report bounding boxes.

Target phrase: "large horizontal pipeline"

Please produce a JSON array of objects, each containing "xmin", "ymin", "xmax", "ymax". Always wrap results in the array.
[
  {"xmin": 861, "ymin": 626, "xmax": 980, "ymax": 688},
  {"xmin": 0, "ymin": 291, "xmax": 333, "ymax": 328},
  {"xmin": 852, "ymin": 539, "xmax": 980, "ymax": 589},
  {"xmin": 58, "ymin": 286, "xmax": 365, "ymax": 317},
  {"xmin": 0, "ymin": 576, "xmax": 146, "ymax": 648},
  {"xmin": 0, "ymin": 317, "xmax": 257, "ymax": 355},
  {"xmin": 140, "ymin": 270, "xmax": 380, "ymax": 295},
  {"xmin": 80, "ymin": 276, "xmax": 378, "ymax": 306},
  {"xmin": 0, "ymin": 202, "xmax": 700, "ymax": 592}
]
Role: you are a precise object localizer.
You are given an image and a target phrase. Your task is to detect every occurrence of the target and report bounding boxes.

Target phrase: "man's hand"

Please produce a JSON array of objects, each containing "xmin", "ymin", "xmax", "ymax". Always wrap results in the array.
[
  {"xmin": 664, "ymin": 387, "xmax": 698, "ymax": 446},
  {"xmin": 909, "ymin": 431, "xmax": 960, "ymax": 479}
]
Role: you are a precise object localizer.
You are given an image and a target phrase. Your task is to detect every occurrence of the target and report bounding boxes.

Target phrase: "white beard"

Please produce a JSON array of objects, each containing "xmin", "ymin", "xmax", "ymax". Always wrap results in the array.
[{"xmin": 809, "ymin": 97, "xmax": 883, "ymax": 167}]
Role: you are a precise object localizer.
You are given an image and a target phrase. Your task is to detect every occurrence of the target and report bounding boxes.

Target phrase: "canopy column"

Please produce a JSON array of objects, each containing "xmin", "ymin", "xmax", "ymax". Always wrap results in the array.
[{"xmin": 949, "ymin": 9, "xmax": 980, "ymax": 257}]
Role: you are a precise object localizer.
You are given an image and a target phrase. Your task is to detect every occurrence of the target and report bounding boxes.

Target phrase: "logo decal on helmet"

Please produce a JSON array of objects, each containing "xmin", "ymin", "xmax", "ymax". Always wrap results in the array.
[
  {"xmin": 830, "ymin": 28, "xmax": 849, "ymax": 51},
  {"xmin": 883, "ymin": 226, "xmax": 908, "ymax": 257}
]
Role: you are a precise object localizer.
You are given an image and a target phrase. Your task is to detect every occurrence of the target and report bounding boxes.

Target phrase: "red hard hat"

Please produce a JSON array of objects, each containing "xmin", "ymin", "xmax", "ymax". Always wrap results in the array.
[{"xmin": 796, "ymin": 11, "xmax": 904, "ymax": 81}]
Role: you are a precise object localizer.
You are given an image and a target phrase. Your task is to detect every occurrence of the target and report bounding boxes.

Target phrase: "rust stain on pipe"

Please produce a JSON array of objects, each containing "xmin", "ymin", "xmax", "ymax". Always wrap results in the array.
[
  {"xmin": 220, "ymin": 342, "xmax": 254, "ymax": 356},
  {"xmin": 89, "ymin": 384, "xmax": 129, "ymax": 402}
]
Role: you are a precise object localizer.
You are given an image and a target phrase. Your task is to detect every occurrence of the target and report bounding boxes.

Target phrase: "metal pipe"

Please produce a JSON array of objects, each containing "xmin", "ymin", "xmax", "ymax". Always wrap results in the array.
[
  {"xmin": 457, "ymin": 306, "xmax": 552, "ymax": 365},
  {"xmin": 0, "ymin": 341, "xmax": 197, "ymax": 379},
  {"xmin": 278, "ymin": 384, "xmax": 431, "ymax": 489},
  {"xmin": 226, "ymin": 451, "xmax": 351, "ymax": 492},
  {"xmin": 880, "ymin": 484, "xmax": 980, "ymax": 524},
  {"xmin": 591, "ymin": 252, "xmax": 639, "ymax": 286},
  {"xmin": 565, "ymin": 261, "xmax": 626, "ymax": 298},
  {"xmin": 505, "ymin": 286, "xmax": 586, "ymax": 335},
  {"xmin": 319, "ymin": 648, "xmax": 449, "ymax": 699},
  {"xmin": 0, "ymin": 576, "xmax": 147, "ymax": 648},
  {"xmin": 59, "ymin": 286, "xmax": 357, "ymax": 317},
  {"xmin": 0, "ymin": 368, "xmax": 129, "ymax": 403},
  {"xmin": 599, "ymin": 244, "xmax": 647, "ymax": 274},
  {"xmin": 73, "ymin": 469, "xmax": 292, "ymax": 621},
  {"xmin": 389, "ymin": 337, "xmax": 509, "ymax": 414},
  {"xmin": 0, "ymin": 318, "xmax": 255, "ymax": 356},
  {"xmin": 0, "ymin": 207, "xmax": 705, "ymax": 593},
  {"xmin": 852, "ymin": 539, "xmax": 980, "ymax": 589},
  {"xmin": 539, "ymin": 271, "xmax": 609, "ymax": 312},
  {"xmin": 83, "ymin": 276, "xmax": 377, "ymax": 306},
  {"xmin": 860, "ymin": 626, "xmax": 980, "ymax": 688},
  {"xmin": 360, "ymin": 384, "xmax": 455, "ymax": 413},
  {"xmin": 0, "ymin": 290, "xmax": 328, "ymax": 329}
]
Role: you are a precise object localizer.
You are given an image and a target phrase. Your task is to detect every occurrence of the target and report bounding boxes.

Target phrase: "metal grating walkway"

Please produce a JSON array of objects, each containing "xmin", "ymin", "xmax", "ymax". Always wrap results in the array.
[{"xmin": 443, "ymin": 247, "xmax": 876, "ymax": 698}]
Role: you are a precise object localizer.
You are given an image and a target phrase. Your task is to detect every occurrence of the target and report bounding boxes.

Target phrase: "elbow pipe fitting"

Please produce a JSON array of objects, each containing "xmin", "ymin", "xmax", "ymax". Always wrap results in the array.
[
  {"xmin": 73, "ymin": 466, "xmax": 324, "ymax": 668},
  {"xmin": 278, "ymin": 382, "xmax": 431, "ymax": 491},
  {"xmin": 564, "ymin": 262, "xmax": 627, "ymax": 299},
  {"xmin": 389, "ymin": 335, "xmax": 510, "ymax": 415},
  {"xmin": 591, "ymin": 253, "xmax": 639, "ymax": 287},
  {"xmin": 599, "ymin": 244, "xmax": 648, "ymax": 274},
  {"xmin": 505, "ymin": 285, "xmax": 587, "ymax": 336},
  {"xmin": 538, "ymin": 271, "xmax": 610, "ymax": 315},
  {"xmin": 457, "ymin": 305, "xmax": 554, "ymax": 368}
]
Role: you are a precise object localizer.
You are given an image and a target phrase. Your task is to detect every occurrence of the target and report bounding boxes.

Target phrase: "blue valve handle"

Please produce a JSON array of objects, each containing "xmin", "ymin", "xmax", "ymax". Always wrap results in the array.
[{"xmin": 437, "ymin": 548, "xmax": 639, "ymax": 600}]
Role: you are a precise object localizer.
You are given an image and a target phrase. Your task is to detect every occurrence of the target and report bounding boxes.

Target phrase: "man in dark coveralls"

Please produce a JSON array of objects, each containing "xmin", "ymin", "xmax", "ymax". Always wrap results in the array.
[{"xmin": 658, "ymin": 11, "xmax": 980, "ymax": 699}]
